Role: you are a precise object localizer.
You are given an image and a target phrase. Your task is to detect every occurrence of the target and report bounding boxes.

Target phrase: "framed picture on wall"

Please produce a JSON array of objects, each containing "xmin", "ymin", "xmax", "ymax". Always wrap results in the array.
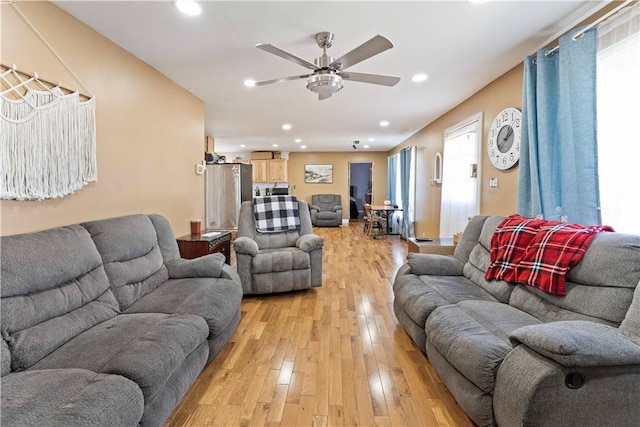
[{"xmin": 305, "ymin": 164, "xmax": 333, "ymax": 183}]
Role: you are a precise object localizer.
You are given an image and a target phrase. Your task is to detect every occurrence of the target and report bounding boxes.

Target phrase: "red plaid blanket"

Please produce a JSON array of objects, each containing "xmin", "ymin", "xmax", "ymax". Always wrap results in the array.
[{"xmin": 485, "ymin": 214, "xmax": 613, "ymax": 296}]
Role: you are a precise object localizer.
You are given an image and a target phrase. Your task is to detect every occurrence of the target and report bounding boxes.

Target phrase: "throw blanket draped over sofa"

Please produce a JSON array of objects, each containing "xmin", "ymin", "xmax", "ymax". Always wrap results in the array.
[
  {"xmin": 0, "ymin": 214, "xmax": 243, "ymax": 427},
  {"xmin": 393, "ymin": 215, "xmax": 640, "ymax": 427}
]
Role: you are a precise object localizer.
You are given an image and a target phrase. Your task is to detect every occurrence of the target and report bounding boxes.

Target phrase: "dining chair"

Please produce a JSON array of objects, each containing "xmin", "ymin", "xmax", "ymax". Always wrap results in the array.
[{"xmin": 364, "ymin": 204, "xmax": 387, "ymax": 237}]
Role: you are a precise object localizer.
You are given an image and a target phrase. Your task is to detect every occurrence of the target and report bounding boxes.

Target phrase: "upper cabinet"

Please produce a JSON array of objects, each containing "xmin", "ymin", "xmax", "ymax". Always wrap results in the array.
[
  {"xmin": 251, "ymin": 159, "xmax": 287, "ymax": 183},
  {"xmin": 268, "ymin": 159, "xmax": 287, "ymax": 183},
  {"xmin": 251, "ymin": 160, "xmax": 269, "ymax": 182}
]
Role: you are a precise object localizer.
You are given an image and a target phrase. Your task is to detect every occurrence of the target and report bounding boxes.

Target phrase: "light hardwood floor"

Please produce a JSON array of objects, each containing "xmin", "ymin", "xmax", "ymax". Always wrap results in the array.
[{"xmin": 165, "ymin": 221, "xmax": 473, "ymax": 426}]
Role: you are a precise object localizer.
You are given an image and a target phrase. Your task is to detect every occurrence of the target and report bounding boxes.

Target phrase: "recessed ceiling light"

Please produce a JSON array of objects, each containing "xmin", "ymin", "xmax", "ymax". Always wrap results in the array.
[
  {"xmin": 243, "ymin": 79, "xmax": 256, "ymax": 87},
  {"xmin": 368, "ymin": 137, "xmax": 375, "ymax": 142},
  {"xmin": 300, "ymin": 145, "xmax": 307, "ymax": 149},
  {"xmin": 282, "ymin": 123, "xmax": 292, "ymax": 130},
  {"xmin": 240, "ymin": 144, "xmax": 246, "ymax": 148},
  {"xmin": 174, "ymin": 0, "xmax": 201, "ymax": 16},
  {"xmin": 412, "ymin": 73, "xmax": 428, "ymax": 83},
  {"xmin": 379, "ymin": 120, "xmax": 389, "ymax": 127},
  {"xmin": 363, "ymin": 145, "xmax": 370, "ymax": 149},
  {"xmin": 294, "ymin": 138, "xmax": 302, "ymax": 143},
  {"xmin": 272, "ymin": 144, "xmax": 278, "ymax": 148}
]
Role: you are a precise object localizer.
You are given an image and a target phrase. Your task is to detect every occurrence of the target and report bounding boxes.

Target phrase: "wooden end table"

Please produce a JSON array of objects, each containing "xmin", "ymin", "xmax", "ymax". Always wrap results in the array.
[
  {"xmin": 176, "ymin": 231, "xmax": 232, "ymax": 265},
  {"xmin": 407, "ymin": 237, "xmax": 456, "ymax": 255}
]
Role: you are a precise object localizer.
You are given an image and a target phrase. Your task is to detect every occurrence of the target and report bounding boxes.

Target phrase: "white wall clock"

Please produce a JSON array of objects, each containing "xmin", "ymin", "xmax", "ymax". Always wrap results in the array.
[{"xmin": 487, "ymin": 107, "xmax": 522, "ymax": 170}]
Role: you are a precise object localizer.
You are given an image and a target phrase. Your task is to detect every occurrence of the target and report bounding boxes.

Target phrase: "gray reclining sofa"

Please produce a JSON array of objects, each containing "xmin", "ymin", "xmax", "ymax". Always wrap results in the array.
[
  {"xmin": 393, "ymin": 215, "xmax": 640, "ymax": 427},
  {"xmin": 1, "ymin": 214, "xmax": 243, "ymax": 426}
]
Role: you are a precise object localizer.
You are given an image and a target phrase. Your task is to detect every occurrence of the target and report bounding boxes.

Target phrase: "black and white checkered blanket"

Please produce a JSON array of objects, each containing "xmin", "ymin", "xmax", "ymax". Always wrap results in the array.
[{"xmin": 254, "ymin": 195, "xmax": 300, "ymax": 233}]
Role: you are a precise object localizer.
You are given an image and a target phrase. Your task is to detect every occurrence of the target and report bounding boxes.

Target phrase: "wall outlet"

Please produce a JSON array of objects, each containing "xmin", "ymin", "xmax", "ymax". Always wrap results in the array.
[
  {"xmin": 195, "ymin": 163, "xmax": 205, "ymax": 175},
  {"xmin": 489, "ymin": 177, "xmax": 499, "ymax": 188}
]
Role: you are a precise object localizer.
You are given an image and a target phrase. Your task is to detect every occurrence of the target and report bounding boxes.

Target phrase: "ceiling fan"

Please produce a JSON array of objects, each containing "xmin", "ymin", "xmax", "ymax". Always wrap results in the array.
[{"xmin": 253, "ymin": 32, "xmax": 401, "ymax": 100}]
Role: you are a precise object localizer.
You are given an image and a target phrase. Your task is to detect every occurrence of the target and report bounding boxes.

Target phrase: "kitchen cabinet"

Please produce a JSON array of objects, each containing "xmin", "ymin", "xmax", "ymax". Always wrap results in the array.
[
  {"xmin": 251, "ymin": 159, "xmax": 287, "ymax": 183},
  {"xmin": 250, "ymin": 160, "xmax": 269, "ymax": 182},
  {"xmin": 268, "ymin": 159, "xmax": 287, "ymax": 183}
]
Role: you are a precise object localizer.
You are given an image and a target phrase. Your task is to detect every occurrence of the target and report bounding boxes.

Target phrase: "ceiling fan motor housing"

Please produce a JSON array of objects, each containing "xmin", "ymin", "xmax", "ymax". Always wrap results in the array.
[{"xmin": 306, "ymin": 73, "xmax": 343, "ymax": 95}]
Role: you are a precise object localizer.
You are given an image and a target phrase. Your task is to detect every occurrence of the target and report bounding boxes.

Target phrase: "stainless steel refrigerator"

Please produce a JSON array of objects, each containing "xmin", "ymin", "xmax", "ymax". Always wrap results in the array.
[{"xmin": 205, "ymin": 163, "xmax": 253, "ymax": 230}]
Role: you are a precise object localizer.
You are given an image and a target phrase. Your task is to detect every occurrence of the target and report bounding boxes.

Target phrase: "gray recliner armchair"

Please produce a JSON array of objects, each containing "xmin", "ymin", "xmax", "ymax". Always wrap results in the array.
[
  {"xmin": 234, "ymin": 198, "xmax": 324, "ymax": 295},
  {"xmin": 310, "ymin": 194, "xmax": 343, "ymax": 227}
]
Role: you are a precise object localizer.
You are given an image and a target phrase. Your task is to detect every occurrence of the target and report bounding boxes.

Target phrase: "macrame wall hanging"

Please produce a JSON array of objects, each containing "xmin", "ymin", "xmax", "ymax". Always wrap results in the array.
[{"xmin": 0, "ymin": 1, "xmax": 96, "ymax": 201}]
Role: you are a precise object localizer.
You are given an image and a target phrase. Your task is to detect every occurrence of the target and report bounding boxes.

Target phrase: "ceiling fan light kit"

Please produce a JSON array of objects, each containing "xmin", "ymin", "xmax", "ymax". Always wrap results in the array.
[
  {"xmin": 254, "ymin": 31, "xmax": 400, "ymax": 100},
  {"xmin": 306, "ymin": 73, "xmax": 343, "ymax": 95}
]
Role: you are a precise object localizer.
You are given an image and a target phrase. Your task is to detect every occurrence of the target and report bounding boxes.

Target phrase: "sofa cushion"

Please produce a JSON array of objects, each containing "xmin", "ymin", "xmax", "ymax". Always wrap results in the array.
[
  {"xmin": 0, "ymin": 369, "xmax": 144, "ymax": 427},
  {"xmin": 29, "ymin": 313, "xmax": 209, "ymax": 401},
  {"xmin": 509, "ymin": 283, "xmax": 633, "ymax": 326},
  {"xmin": 317, "ymin": 211, "xmax": 338, "ymax": 220},
  {"xmin": 393, "ymin": 274, "xmax": 498, "ymax": 331},
  {"xmin": 461, "ymin": 216, "xmax": 515, "ymax": 303},
  {"xmin": 564, "ymin": 232, "xmax": 640, "ymax": 289},
  {"xmin": 426, "ymin": 300, "xmax": 541, "ymax": 393},
  {"xmin": 252, "ymin": 247, "xmax": 310, "ymax": 274},
  {"xmin": 82, "ymin": 214, "xmax": 169, "ymax": 310},
  {"xmin": 507, "ymin": 231, "xmax": 640, "ymax": 326},
  {"xmin": 453, "ymin": 215, "xmax": 491, "ymax": 264},
  {"xmin": 1, "ymin": 225, "xmax": 119, "ymax": 371},
  {"xmin": 148, "ymin": 213, "xmax": 182, "ymax": 263},
  {"xmin": 1, "ymin": 340, "xmax": 11, "ymax": 376},
  {"xmin": 622, "ymin": 280, "xmax": 640, "ymax": 340},
  {"xmin": 313, "ymin": 194, "xmax": 341, "ymax": 209},
  {"xmin": 237, "ymin": 200, "xmax": 314, "ymax": 250},
  {"xmin": 464, "ymin": 243, "xmax": 514, "ymax": 302},
  {"xmin": 124, "ymin": 276, "xmax": 243, "ymax": 339},
  {"xmin": 252, "ymin": 270, "xmax": 312, "ymax": 294}
]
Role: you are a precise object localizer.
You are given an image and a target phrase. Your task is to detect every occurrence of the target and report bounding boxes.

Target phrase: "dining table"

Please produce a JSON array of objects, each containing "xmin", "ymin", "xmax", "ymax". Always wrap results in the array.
[{"xmin": 369, "ymin": 204, "xmax": 403, "ymax": 238}]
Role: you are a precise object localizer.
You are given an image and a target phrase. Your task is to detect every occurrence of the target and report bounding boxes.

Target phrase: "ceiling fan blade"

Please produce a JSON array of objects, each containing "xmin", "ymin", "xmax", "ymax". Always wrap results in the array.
[
  {"xmin": 329, "ymin": 35, "xmax": 394, "ymax": 70},
  {"xmin": 319, "ymin": 93, "xmax": 332, "ymax": 101},
  {"xmin": 254, "ymin": 74, "xmax": 311, "ymax": 86},
  {"xmin": 342, "ymin": 72, "xmax": 400, "ymax": 87},
  {"xmin": 256, "ymin": 43, "xmax": 318, "ymax": 71}
]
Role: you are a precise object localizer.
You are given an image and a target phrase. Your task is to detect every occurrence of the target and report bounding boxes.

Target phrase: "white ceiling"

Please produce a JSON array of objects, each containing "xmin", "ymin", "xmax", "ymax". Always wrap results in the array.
[{"xmin": 54, "ymin": 1, "xmax": 606, "ymax": 153}]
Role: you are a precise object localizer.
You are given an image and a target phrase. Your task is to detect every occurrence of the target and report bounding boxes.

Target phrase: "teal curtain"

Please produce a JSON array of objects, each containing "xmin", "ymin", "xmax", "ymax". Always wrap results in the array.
[
  {"xmin": 387, "ymin": 155, "xmax": 397, "ymax": 204},
  {"xmin": 517, "ymin": 28, "xmax": 601, "ymax": 225},
  {"xmin": 399, "ymin": 147, "xmax": 415, "ymax": 238}
]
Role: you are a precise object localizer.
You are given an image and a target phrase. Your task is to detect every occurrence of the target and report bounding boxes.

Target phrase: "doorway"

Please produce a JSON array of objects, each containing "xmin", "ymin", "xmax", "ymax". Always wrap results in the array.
[{"xmin": 348, "ymin": 162, "xmax": 373, "ymax": 220}]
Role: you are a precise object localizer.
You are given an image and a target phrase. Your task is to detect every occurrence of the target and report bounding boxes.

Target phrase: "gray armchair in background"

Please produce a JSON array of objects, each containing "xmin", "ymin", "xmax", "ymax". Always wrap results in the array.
[
  {"xmin": 310, "ymin": 194, "xmax": 343, "ymax": 227},
  {"xmin": 234, "ymin": 199, "xmax": 324, "ymax": 295}
]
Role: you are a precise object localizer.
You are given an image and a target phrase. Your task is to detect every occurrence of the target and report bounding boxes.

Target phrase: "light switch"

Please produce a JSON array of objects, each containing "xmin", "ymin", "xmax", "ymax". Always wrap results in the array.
[
  {"xmin": 489, "ymin": 177, "xmax": 499, "ymax": 188},
  {"xmin": 195, "ymin": 164, "xmax": 205, "ymax": 175}
]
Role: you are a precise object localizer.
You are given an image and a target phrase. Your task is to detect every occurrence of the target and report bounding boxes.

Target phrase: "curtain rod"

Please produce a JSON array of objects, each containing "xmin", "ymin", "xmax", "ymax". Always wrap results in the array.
[
  {"xmin": 0, "ymin": 63, "xmax": 92, "ymax": 99},
  {"xmin": 545, "ymin": 0, "xmax": 636, "ymax": 57}
]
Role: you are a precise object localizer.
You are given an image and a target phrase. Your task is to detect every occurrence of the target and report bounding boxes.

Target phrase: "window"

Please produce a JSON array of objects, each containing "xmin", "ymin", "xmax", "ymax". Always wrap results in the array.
[
  {"xmin": 597, "ymin": 4, "xmax": 640, "ymax": 233},
  {"xmin": 440, "ymin": 114, "xmax": 481, "ymax": 238}
]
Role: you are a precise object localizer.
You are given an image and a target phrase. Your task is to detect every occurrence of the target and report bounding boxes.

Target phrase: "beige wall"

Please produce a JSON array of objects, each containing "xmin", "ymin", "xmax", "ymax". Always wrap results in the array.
[
  {"xmin": 390, "ymin": 65, "xmax": 523, "ymax": 237},
  {"xmin": 0, "ymin": 2, "xmax": 204, "ymax": 237},
  {"xmin": 288, "ymin": 151, "xmax": 389, "ymax": 220}
]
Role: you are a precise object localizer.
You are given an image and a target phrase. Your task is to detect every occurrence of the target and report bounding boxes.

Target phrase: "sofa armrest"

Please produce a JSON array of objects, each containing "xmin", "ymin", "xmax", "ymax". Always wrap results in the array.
[
  {"xmin": 310, "ymin": 204, "xmax": 320, "ymax": 212},
  {"xmin": 297, "ymin": 233, "xmax": 324, "ymax": 252},
  {"xmin": 406, "ymin": 253, "xmax": 464, "ymax": 276},
  {"xmin": 166, "ymin": 253, "xmax": 225, "ymax": 279},
  {"xmin": 333, "ymin": 205, "xmax": 342, "ymax": 211},
  {"xmin": 233, "ymin": 236, "xmax": 259, "ymax": 256},
  {"xmin": 494, "ymin": 344, "xmax": 640, "ymax": 427},
  {"xmin": 510, "ymin": 320, "xmax": 640, "ymax": 367},
  {"xmin": 220, "ymin": 263, "xmax": 242, "ymax": 283}
]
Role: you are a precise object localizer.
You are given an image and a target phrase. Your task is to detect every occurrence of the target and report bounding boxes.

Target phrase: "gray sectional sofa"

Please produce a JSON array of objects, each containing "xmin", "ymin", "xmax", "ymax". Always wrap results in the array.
[
  {"xmin": 393, "ymin": 215, "xmax": 640, "ymax": 427},
  {"xmin": 1, "ymin": 214, "xmax": 243, "ymax": 426}
]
